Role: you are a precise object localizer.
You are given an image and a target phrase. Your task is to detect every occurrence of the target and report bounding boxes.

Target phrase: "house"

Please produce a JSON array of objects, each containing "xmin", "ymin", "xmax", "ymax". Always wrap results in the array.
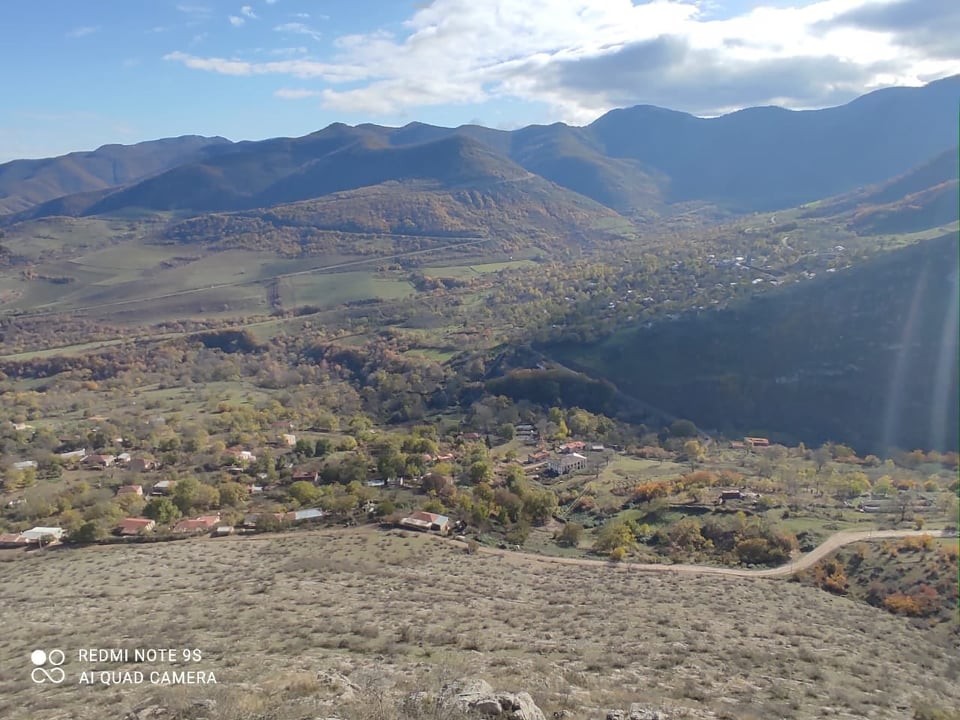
[
  {"xmin": 213, "ymin": 526, "xmax": 234, "ymax": 537},
  {"xmin": 0, "ymin": 532, "xmax": 29, "ymax": 547},
  {"xmin": 225, "ymin": 448, "xmax": 257, "ymax": 464},
  {"xmin": 116, "ymin": 484, "xmax": 144, "ymax": 498},
  {"xmin": 558, "ymin": 441, "xmax": 587, "ymax": 454},
  {"xmin": 279, "ymin": 433, "xmax": 297, "ymax": 447},
  {"xmin": 548, "ymin": 453, "xmax": 587, "ymax": 475},
  {"xmin": 399, "ymin": 511, "xmax": 451, "ymax": 535},
  {"xmin": 291, "ymin": 468, "xmax": 319, "ymax": 484},
  {"xmin": 20, "ymin": 527, "xmax": 65, "ymax": 545},
  {"xmin": 150, "ymin": 479, "xmax": 177, "ymax": 496},
  {"xmin": 116, "ymin": 452, "xmax": 132, "ymax": 464},
  {"xmin": 115, "ymin": 518, "xmax": 155, "ymax": 536},
  {"xmin": 12, "ymin": 460, "xmax": 38, "ymax": 471},
  {"xmin": 526, "ymin": 450, "xmax": 550, "ymax": 464},
  {"xmin": 434, "ymin": 453, "xmax": 455, "ymax": 463},
  {"xmin": 515, "ymin": 424, "xmax": 535, "ymax": 433},
  {"xmin": 172, "ymin": 515, "xmax": 221, "ymax": 534},
  {"xmin": 744, "ymin": 437, "xmax": 770, "ymax": 448},
  {"xmin": 589, "ymin": 444, "xmax": 605, "ymax": 452},
  {"xmin": 128, "ymin": 457, "xmax": 157, "ymax": 473},
  {"xmin": 720, "ymin": 490, "xmax": 744, "ymax": 502},
  {"xmin": 729, "ymin": 441, "xmax": 747, "ymax": 449},
  {"xmin": 83, "ymin": 454, "xmax": 116, "ymax": 469},
  {"xmin": 289, "ymin": 508, "xmax": 326, "ymax": 523},
  {"xmin": 58, "ymin": 448, "xmax": 88, "ymax": 462},
  {"xmin": 461, "ymin": 432, "xmax": 483, "ymax": 442}
]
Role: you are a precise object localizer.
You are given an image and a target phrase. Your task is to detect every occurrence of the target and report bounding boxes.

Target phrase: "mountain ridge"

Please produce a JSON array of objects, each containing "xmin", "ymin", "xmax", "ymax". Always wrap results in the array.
[{"xmin": 1, "ymin": 75, "xmax": 957, "ymax": 226}]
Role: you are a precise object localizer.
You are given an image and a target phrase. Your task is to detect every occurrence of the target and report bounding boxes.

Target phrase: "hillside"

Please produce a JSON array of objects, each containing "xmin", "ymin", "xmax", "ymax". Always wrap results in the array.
[
  {"xmin": 546, "ymin": 231, "xmax": 960, "ymax": 453},
  {"xmin": 2, "ymin": 529, "xmax": 959, "ymax": 720},
  {"xmin": 804, "ymin": 147, "xmax": 959, "ymax": 235},
  {"xmin": 3, "ymin": 76, "xmax": 957, "ymax": 225},
  {"xmin": 0, "ymin": 135, "xmax": 231, "ymax": 214},
  {"xmin": 586, "ymin": 75, "xmax": 960, "ymax": 211}
]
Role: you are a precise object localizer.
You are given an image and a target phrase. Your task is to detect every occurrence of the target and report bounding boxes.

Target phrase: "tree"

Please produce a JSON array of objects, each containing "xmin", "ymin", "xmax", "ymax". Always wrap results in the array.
[
  {"xmin": 555, "ymin": 522, "xmax": 584, "ymax": 547},
  {"xmin": 421, "ymin": 472, "xmax": 453, "ymax": 497},
  {"xmin": 289, "ymin": 481, "xmax": 322, "ymax": 506},
  {"xmin": 71, "ymin": 521, "xmax": 106, "ymax": 544},
  {"xmin": 218, "ymin": 481, "xmax": 249, "ymax": 507},
  {"xmin": 669, "ymin": 419, "xmax": 698, "ymax": 438},
  {"xmin": 594, "ymin": 519, "xmax": 636, "ymax": 553},
  {"xmin": 812, "ymin": 446, "xmax": 832, "ymax": 474},
  {"xmin": 314, "ymin": 438, "xmax": 334, "ymax": 457},
  {"xmin": 468, "ymin": 460, "xmax": 493, "ymax": 485},
  {"xmin": 143, "ymin": 497, "xmax": 181, "ymax": 525},
  {"xmin": 682, "ymin": 439, "xmax": 705, "ymax": 468},
  {"xmin": 522, "ymin": 489, "xmax": 557, "ymax": 525}
]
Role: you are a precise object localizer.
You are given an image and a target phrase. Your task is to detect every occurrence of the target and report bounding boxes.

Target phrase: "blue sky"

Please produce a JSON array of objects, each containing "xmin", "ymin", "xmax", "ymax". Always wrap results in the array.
[{"xmin": 1, "ymin": 0, "xmax": 958, "ymax": 161}]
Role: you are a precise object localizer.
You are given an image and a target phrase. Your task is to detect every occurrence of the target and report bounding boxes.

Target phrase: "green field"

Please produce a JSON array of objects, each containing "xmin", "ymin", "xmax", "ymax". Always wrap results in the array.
[
  {"xmin": 421, "ymin": 259, "xmax": 538, "ymax": 279},
  {"xmin": 279, "ymin": 271, "xmax": 414, "ymax": 307}
]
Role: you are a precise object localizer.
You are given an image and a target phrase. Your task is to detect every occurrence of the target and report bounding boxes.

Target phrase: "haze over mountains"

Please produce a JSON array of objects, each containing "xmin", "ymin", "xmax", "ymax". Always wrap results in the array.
[{"xmin": 2, "ymin": 75, "xmax": 957, "ymax": 226}]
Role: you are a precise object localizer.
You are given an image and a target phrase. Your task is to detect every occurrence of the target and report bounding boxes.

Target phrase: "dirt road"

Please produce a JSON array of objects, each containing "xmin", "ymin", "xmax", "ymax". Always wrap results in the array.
[{"xmin": 457, "ymin": 528, "xmax": 955, "ymax": 579}]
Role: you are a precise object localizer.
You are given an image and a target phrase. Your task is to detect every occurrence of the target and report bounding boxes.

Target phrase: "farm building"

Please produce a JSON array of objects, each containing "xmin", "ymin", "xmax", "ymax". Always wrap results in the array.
[
  {"xmin": 128, "ymin": 457, "xmax": 157, "ymax": 473},
  {"xmin": 399, "ymin": 511, "xmax": 451, "ymax": 535},
  {"xmin": 172, "ymin": 515, "xmax": 221, "ymax": 534},
  {"xmin": 548, "ymin": 453, "xmax": 588, "ymax": 475},
  {"xmin": 116, "ymin": 484, "xmax": 144, "ymax": 498},
  {"xmin": 151, "ymin": 480, "xmax": 177, "ymax": 496},
  {"xmin": 115, "ymin": 518, "xmax": 156, "ymax": 536},
  {"xmin": 83, "ymin": 454, "xmax": 116, "ymax": 469}
]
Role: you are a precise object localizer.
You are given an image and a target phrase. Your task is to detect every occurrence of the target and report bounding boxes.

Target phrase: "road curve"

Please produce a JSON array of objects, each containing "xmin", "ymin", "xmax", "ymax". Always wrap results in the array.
[{"xmin": 454, "ymin": 529, "xmax": 956, "ymax": 579}]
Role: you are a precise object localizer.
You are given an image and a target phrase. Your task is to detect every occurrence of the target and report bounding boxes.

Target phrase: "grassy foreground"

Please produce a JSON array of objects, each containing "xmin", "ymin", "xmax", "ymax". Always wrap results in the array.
[{"xmin": 1, "ymin": 528, "xmax": 958, "ymax": 720}]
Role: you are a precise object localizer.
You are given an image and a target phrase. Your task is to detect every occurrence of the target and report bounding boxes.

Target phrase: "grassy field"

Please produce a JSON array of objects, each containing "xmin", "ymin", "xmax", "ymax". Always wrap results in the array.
[
  {"xmin": 0, "ymin": 528, "xmax": 957, "ymax": 720},
  {"xmin": 279, "ymin": 271, "xmax": 414, "ymax": 307}
]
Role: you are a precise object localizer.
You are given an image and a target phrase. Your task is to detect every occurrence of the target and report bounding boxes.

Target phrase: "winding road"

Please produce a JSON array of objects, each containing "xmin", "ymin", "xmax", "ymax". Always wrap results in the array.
[{"xmin": 452, "ymin": 528, "xmax": 956, "ymax": 579}]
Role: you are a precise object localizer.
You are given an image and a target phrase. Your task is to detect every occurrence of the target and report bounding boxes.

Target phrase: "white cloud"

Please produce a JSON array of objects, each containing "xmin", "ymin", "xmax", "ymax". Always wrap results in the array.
[
  {"xmin": 241, "ymin": 5, "xmax": 258, "ymax": 19},
  {"xmin": 274, "ymin": 22, "xmax": 322, "ymax": 41},
  {"xmin": 164, "ymin": 51, "xmax": 364, "ymax": 82},
  {"xmin": 167, "ymin": 0, "xmax": 960, "ymax": 120},
  {"xmin": 229, "ymin": 15, "xmax": 245, "ymax": 27},
  {"xmin": 275, "ymin": 88, "xmax": 323, "ymax": 99},
  {"xmin": 67, "ymin": 26, "xmax": 99, "ymax": 38}
]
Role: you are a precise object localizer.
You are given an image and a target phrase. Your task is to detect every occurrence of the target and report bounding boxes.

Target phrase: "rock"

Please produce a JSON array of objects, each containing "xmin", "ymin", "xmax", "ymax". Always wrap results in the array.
[
  {"xmin": 123, "ymin": 706, "xmax": 170, "ymax": 720},
  {"xmin": 441, "ymin": 679, "xmax": 546, "ymax": 720},
  {"xmin": 315, "ymin": 669, "xmax": 360, "ymax": 702},
  {"xmin": 496, "ymin": 692, "xmax": 546, "ymax": 720},
  {"xmin": 473, "ymin": 698, "xmax": 504, "ymax": 715},
  {"xmin": 441, "ymin": 678, "xmax": 496, "ymax": 711},
  {"xmin": 607, "ymin": 712, "xmax": 626, "ymax": 720},
  {"xmin": 628, "ymin": 704, "xmax": 667, "ymax": 720}
]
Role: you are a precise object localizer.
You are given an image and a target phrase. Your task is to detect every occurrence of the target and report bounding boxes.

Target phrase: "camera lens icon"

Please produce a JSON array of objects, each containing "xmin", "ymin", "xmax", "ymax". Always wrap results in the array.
[{"xmin": 31, "ymin": 649, "xmax": 66, "ymax": 684}]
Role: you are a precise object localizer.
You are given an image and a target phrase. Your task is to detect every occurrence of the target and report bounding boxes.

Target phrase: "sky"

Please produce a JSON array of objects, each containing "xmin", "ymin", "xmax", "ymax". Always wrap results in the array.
[{"xmin": 1, "ymin": 0, "xmax": 958, "ymax": 161}]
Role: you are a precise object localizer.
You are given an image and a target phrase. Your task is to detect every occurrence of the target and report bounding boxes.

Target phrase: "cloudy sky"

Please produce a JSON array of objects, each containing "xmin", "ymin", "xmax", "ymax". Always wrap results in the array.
[{"xmin": 1, "ymin": 0, "xmax": 957, "ymax": 161}]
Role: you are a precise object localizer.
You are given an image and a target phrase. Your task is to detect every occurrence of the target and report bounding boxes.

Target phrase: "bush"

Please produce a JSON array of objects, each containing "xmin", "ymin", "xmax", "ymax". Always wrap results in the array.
[{"xmin": 555, "ymin": 522, "xmax": 584, "ymax": 547}]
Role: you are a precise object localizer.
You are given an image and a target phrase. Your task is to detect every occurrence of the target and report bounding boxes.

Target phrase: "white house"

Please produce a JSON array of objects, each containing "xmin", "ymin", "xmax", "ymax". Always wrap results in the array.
[{"xmin": 548, "ymin": 453, "xmax": 587, "ymax": 475}]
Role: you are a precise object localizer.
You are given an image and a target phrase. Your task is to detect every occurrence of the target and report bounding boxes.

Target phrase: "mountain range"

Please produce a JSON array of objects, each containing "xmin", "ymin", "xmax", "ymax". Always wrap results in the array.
[{"xmin": 2, "ymin": 75, "xmax": 958, "ymax": 228}]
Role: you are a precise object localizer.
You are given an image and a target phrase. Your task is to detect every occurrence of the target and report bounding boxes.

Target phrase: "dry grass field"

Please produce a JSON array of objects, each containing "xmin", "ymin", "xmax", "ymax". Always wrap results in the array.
[{"xmin": 1, "ymin": 528, "xmax": 958, "ymax": 720}]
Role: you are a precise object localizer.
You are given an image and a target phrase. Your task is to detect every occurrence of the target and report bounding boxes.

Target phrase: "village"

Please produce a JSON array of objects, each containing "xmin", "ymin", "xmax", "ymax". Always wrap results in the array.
[{"xmin": 1, "ymin": 409, "xmax": 955, "ymax": 572}]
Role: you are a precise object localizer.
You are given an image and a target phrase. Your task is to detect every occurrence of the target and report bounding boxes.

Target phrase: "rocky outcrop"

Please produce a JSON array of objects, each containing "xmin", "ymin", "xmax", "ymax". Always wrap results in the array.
[{"xmin": 442, "ymin": 678, "xmax": 546, "ymax": 720}]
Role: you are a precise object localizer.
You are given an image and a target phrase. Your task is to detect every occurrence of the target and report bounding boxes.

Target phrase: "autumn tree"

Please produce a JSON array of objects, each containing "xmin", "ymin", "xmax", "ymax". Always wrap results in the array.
[{"xmin": 555, "ymin": 522, "xmax": 584, "ymax": 547}]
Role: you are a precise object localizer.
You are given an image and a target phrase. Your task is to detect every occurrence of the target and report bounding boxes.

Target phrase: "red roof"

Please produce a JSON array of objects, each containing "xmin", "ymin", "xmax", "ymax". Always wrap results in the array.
[
  {"xmin": 116, "ymin": 518, "xmax": 155, "ymax": 535},
  {"xmin": 172, "ymin": 515, "xmax": 221, "ymax": 533}
]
